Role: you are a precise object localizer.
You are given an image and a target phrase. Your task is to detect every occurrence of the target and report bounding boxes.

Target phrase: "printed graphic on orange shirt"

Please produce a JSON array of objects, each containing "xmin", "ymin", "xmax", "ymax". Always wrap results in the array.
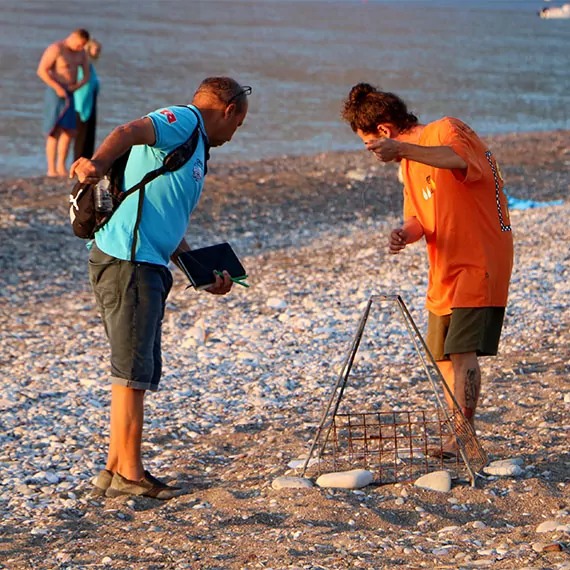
[
  {"xmin": 422, "ymin": 175, "xmax": 436, "ymax": 200},
  {"xmin": 495, "ymin": 161, "xmax": 505, "ymax": 184},
  {"xmin": 485, "ymin": 151, "xmax": 511, "ymax": 231},
  {"xmin": 501, "ymin": 187, "xmax": 510, "ymax": 222}
]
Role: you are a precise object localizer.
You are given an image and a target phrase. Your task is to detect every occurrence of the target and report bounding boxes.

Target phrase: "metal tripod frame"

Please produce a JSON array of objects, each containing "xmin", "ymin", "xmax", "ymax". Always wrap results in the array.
[{"xmin": 301, "ymin": 294, "xmax": 488, "ymax": 487}]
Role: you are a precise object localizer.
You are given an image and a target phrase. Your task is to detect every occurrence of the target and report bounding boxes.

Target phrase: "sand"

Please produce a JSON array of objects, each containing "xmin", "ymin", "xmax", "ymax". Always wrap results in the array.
[{"xmin": 0, "ymin": 130, "xmax": 569, "ymax": 569}]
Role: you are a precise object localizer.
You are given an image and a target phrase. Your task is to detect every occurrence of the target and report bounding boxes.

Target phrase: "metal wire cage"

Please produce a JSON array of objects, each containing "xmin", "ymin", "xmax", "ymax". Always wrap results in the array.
[
  {"xmin": 301, "ymin": 295, "xmax": 488, "ymax": 486},
  {"xmin": 311, "ymin": 408, "xmax": 486, "ymax": 484}
]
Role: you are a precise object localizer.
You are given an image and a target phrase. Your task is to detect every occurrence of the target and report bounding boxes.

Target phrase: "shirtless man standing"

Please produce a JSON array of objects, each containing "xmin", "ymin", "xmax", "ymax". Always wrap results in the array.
[{"xmin": 38, "ymin": 29, "xmax": 90, "ymax": 177}]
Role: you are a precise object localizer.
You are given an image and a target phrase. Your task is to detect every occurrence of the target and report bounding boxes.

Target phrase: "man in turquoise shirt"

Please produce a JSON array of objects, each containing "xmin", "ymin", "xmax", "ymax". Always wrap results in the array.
[
  {"xmin": 70, "ymin": 77, "xmax": 250, "ymax": 499},
  {"xmin": 94, "ymin": 104, "xmax": 210, "ymax": 266}
]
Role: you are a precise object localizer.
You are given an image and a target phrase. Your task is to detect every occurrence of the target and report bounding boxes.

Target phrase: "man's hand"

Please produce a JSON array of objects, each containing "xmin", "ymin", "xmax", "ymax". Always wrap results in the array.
[
  {"xmin": 205, "ymin": 270, "xmax": 233, "ymax": 296},
  {"xmin": 69, "ymin": 157, "xmax": 106, "ymax": 183},
  {"xmin": 389, "ymin": 228, "xmax": 408, "ymax": 254},
  {"xmin": 54, "ymin": 84, "xmax": 67, "ymax": 98},
  {"xmin": 70, "ymin": 119, "xmax": 157, "ymax": 184},
  {"xmin": 366, "ymin": 138, "xmax": 403, "ymax": 163}
]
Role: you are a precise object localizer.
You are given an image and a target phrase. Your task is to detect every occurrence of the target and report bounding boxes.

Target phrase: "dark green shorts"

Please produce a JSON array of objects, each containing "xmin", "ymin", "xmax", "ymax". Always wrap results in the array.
[
  {"xmin": 426, "ymin": 307, "xmax": 505, "ymax": 361},
  {"xmin": 88, "ymin": 243, "xmax": 173, "ymax": 391}
]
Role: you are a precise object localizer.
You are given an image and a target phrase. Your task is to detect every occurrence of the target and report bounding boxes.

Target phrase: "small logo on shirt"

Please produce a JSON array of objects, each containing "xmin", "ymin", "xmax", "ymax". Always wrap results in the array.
[
  {"xmin": 422, "ymin": 175, "xmax": 436, "ymax": 200},
  {"xmin": 193, "ymin": 159, "xmax": 204, "ymax": 182},
  {"xmin": 159, "ymin": 109, "xmax": 177, "ymax": 124}
]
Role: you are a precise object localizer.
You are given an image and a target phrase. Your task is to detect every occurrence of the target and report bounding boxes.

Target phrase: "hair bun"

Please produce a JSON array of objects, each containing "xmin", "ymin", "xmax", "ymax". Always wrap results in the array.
[{"xmin": 349, "ymin": 83, "xmax": 376, "ymax": 104}]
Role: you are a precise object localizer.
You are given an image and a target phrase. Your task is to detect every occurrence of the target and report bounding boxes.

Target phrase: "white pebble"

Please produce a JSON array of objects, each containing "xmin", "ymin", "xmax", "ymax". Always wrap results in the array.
[
  {"xmin": 414, "ymin": 470, "xmax": 452, "ymax": 493},
  {"xmin": 536, "ymin": 520, "xmax": 562, "ymax": 533},
  {"xmin": 266, "ymin": 297, "xmax": 287, "ymax": 309},
  {"xmin": 483, "ymin": 464, "xmax": 523, "ymax": 477},
  {"xmin": 438, "ymin": 525, "xmax": 459, "ymax": 533},
  {"xmin": 345, "ymin": 169, "xmax": 368, "ymax": 182},
  {"xmin": 432, "ymin": 548, "xmax": 450, "ymax": 556},
  {"xmin": 316, "ymin": 469, "xmax": 373, "ymax": 489},
  {"xmin": 272, "ymin": 476, "xmax": 313, "ymax": 490}
]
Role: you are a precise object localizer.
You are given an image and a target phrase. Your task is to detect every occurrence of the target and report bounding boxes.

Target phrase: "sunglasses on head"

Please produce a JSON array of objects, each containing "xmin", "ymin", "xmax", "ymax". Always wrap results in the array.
[{"xmin": 227, "ymin": 86, "xmax": 252, "ymax": 106}]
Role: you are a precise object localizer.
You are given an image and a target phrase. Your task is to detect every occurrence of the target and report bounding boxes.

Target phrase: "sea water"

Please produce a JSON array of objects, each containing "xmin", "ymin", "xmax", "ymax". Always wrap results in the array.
[{"xmin": 0, "ymin": 0, "xmax": 568, "ymax": 176}]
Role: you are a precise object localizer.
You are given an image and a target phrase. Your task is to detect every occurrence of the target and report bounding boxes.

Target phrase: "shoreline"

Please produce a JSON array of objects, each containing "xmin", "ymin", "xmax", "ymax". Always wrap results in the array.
[
  {"xmin": 2, "ymin": 129, "xmax": 568, "ymax": 216},
  {"xmin": 1, "ymin": 128, "xmax": 569, "ymax": 185}
]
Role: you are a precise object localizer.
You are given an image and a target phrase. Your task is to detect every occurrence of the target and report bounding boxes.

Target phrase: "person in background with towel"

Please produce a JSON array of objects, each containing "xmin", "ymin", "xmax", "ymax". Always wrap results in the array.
[
  {"xmin": 342, "ymin": 83, "xmax": 514, "ymax": 455},
  {"xmin": 38, "ymin": 29, "xmax": 90, "ymax": 177},
  {"xmin": 74, "ymin": 39, "xmax": 102, "ymax": 161}
]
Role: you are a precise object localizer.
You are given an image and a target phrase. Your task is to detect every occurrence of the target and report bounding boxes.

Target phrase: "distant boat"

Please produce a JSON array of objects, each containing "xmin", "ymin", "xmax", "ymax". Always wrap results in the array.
[{"xmin": 538, "ymin": 3, "xmax": 570, "ymax": 18}]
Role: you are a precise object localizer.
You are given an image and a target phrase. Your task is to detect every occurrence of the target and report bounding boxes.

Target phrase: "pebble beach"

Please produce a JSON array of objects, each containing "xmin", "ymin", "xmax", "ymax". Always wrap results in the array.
[{"xmin": 1, "ymin": 130, "xmax": 569, "ymax": 569}]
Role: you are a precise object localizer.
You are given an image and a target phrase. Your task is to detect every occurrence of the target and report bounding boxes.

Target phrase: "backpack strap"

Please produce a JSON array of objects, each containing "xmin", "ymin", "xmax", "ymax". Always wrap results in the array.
[
  {"xmin": 177, "ymin": 105, "xmax": 210, "ymax": 174},
  {"xmin": 130, "ymin": 186, "xmax": 146, "ymax": 262},
  {"xmin": 118, "ymin": 106, "xmax": 206, "ymax": 205},
  {"xmin": 120, "ymin": 125, "xmax": 200, "ymax": 203}
]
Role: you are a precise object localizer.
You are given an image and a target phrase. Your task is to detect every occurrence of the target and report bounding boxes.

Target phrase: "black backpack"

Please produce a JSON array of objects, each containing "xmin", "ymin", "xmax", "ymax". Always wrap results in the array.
[{"xmin": 69, "ymin": 107, "xmax": 208, "ymax": 261}]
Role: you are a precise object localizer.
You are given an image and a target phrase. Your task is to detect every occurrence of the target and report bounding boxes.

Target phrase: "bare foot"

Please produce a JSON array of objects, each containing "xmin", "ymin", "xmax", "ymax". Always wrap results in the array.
[
  {"xmin": 47, "ymin": 170, "xmax": 58, "ymax": 178},
  {"xmin": 56, "ymin": 168, "xmax": 68, "ymax": 177}
]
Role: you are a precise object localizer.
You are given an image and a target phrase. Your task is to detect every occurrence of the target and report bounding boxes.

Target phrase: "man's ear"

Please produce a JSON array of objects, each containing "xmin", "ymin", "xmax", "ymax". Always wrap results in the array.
[
  {"xmin": 224, "ymin": 103, "xmax": 237, "ymax": 120},
  {"xmin": 377, "ymin": 124, "xmax": 396, "ymax": 138}
]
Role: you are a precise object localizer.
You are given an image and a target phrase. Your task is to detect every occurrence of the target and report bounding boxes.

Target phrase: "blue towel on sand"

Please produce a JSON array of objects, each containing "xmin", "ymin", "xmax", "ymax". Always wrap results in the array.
[
  {"xmin": 43, "ymin": 87, "xmax": 76, "ymax": 135},
  {"xmin": 507, "ymin": 195, "xmax": 564, "ymax": 210}
]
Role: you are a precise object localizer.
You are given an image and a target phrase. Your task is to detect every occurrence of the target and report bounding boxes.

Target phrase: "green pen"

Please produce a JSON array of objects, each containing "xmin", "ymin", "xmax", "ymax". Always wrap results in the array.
[{"xmin": 214, "ymin": 270, "xmax": 249, "ymax": 288}]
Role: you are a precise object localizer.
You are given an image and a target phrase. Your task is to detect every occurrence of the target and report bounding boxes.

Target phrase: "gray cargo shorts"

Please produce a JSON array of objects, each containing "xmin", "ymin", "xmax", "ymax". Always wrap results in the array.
[{"xmin": 88, "ymin": 242, "xmax": 173, "ymax": 391}]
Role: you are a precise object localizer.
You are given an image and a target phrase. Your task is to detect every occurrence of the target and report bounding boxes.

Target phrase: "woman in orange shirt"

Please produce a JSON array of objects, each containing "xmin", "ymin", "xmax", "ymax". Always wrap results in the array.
[{"xmin": 342, "ymin": 83, "xmax": 513, "ymax": 453}]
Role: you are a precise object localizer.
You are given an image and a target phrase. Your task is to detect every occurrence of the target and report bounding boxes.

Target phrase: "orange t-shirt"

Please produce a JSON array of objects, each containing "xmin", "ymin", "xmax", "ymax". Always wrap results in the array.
[{"xmin": 401, "ymin": 117, "xmax": 514, "ymax": 316}]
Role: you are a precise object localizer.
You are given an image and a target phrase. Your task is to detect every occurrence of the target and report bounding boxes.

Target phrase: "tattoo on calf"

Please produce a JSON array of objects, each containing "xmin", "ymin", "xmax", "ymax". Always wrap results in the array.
[{"xmin": 464, "ymin": 368, "xmax": 478, "ymax": 408}]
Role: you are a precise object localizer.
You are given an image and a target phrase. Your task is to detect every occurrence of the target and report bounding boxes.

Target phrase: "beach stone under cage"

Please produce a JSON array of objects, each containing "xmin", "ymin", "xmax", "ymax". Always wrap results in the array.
[{"xmin": 305, "ymin": 407, "xmax": 486, "ymax": 485}]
